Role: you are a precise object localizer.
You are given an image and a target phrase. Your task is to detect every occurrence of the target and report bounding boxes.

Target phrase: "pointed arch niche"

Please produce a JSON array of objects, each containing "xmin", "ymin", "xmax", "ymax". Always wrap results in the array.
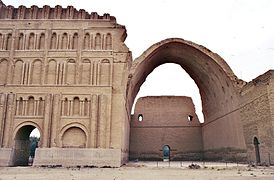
[
  {"xmin": 100, "ymin": 59, "xmax": 111, "ymax": 86},
  {"xmin": 28, "ymin": 33, "xmax": 35, "ymax": 50},
  {"xmin": 83, "ymin": 33, "xmax": 90, "ymax": 49},
  {"xmin": 47, "ymin": 59, "xmax": 57, "ymax": 84},
  {"xmin": 66, "ymin": 59, "xmax": 76, "ymax": 85},
  {"xmin": 81, "ymin": 59, "xmax": 92, "ymax": 84},
  {"xmin": 17, "ymin": 33, "xmax": 24, "ymax": 50},
  {"xmin": 50, "ymin": 33, "xmax": 57, "ymax": 49},
  {"xmin": 61, "ymin": 33, "xmax": 68, "ymax": 49},
  {"xmin": 95, "ymin": 33, "xmax": 101, "ymax": 50},
  {"xmin": 5, "ymin": 33, "xmax": 12, "ymax": 50},
  {"xmin": 38, "ymin": 33, "xmax": 45, "ymax": 49},
  {"xmin": 13, "ymin": 60, "xmax": 24, "ymax": 84},
  {"xmin": 72, "ymin": 33, "xmax": 78, "ymax": 49},
  {"xmin": 0, "ymin": 59, "xmax": 8, "ymax": 84},
  {"xmin": 30, "ymin": 60, "xmax": 42, "ymax": 85},
  {"xmin": 105, "ymin": 33, "xmax": 112, "ymax": 50}
]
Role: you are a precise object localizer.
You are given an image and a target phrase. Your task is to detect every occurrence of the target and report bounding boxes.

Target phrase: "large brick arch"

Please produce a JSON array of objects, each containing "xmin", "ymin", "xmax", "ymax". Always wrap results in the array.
[
  {"xmin": 13, "ymin": 121, "xmax": 42, "ymax": 143},
  {"xmin": 12, "ymin": 122, "xmax": 42, "ymax": 166},
  {"xmin": 126, "ymin": 38, "xmax": 247, "ymax": 161}
]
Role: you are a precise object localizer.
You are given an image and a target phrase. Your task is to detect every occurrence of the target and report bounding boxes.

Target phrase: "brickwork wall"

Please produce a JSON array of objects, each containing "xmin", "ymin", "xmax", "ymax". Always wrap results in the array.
[
  {"xmin": 269, "ymin": 77, "xmax": 274, "ymax": 164},
  {"xmin": 130, "ymin": 96, "xmax": 203, "ymax": 160},
  {"xmin": 240, "ymin": 70, "xmax": 274, "ymax": 164}
]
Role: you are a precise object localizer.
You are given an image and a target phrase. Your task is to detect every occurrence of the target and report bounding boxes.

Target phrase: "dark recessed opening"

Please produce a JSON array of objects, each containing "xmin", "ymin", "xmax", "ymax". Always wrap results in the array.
[
  {"xmin": 188, "ymin": 115, "xmax": 193, "ymax": 121},
  {"xmin": 138, "ymin": 114, "xmax": 143, "ymax": 122}
]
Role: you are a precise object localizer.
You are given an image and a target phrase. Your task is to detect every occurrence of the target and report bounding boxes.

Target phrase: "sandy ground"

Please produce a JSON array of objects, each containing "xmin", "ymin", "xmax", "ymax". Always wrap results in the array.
[{"xmin": 0, "ymin": 162, "xmax": 274, "ymax": 180}]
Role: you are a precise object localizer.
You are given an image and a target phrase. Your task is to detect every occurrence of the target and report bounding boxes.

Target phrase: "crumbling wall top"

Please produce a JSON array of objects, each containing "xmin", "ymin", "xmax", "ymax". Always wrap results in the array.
[
  {"xmin": 0, "ymin": 3, "xmax": 116, "ymax": 22},
  {"xmin": 241, "ymin": 70, "xmax": 274, "ymax": 94},
  {"xmin": 0, "ymin": 0, "xmax": 6, "ymax": 8}
]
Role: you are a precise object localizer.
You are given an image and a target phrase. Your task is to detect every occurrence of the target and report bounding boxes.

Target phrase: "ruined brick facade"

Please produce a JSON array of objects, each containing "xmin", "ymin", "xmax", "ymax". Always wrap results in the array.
[
  {"xmin": 0, "ymin": 2, "xmax": 131, "ymax": 167},
  {"xmin": 240, "ymin": 71, "xmax": 274, "ymax": 164},
  {"xmin": 0, "ymin": 1, "xmax": 273, "ymax": 167}
]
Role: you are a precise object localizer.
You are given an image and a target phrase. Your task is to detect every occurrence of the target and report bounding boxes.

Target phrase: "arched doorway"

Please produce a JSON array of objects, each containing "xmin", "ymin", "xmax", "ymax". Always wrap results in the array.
[
  {"xmin": 127, "ymin": 38, "xmax": 246, "ymax": 161},
  {"xmin": 253, "ymin": 137, "xmax": 260, "ymax": 164},
  {"xmin": 163, "ymin": 145, "xmax": 171, "ymax": 161},
  {"xmin": 13, "ymin": 125, "xmax": 40, "ymax": 166}
]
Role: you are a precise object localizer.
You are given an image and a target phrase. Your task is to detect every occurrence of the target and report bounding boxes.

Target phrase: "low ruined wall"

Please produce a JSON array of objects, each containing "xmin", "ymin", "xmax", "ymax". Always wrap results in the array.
[
  {"xmin": 0, "ymin": 148, "xmax": 13, "ymax": 166},
  {"xmin": 33, "ymin": 148, "xmax": 122, "ymax": 167}
]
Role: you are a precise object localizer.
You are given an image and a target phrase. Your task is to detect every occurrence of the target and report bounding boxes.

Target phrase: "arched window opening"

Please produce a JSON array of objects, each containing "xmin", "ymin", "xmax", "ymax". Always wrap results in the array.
[
  {"xmin": 27, "ymin": 96, "xmax": 35, "ymax": 116},
  {"xmin": 61, "ymin": 33, "xmax": 68, "ymax": 49},
  {"xmin": 38, "ymin": 33, "xmax": 45, "ymax": 49},
  {"xmin": 17, "ymin": 97, "xmax": 24, "ymax": 115},
  {"xmin": 6, "ymin": 33, "xmax": 12, "ymax": 50},
  {"xmin": 138, "ymin": 114, "xmax": 143, "ymax": 122},
  {"xmin": 72, "ymin": 33, "xmax": 78, "ymax": 49},
  {"xmin": 84, "ymin": 98, "xmax": 89, "ymax": 116},
  {"xmin": 83, "ymin": 33, "xmax": 90, "ymax": 49},
  {"xmin": 28, "ymin": 33, "xmax": 35, "ymax": 50},
  {"xmin": 188, "ymin": 115, "xmax": 193, "ymax": 121},
  {"xmin": 13, "ymin": 125, "xmax": 40, "ymax": 166},
  {"xmin": 38, "ymin": 97, "xmax": 44, "ymax": 116},
  {"xmin": 17, "ymin": 33, "xmax": 24, "ymax": 50},
  {"xmin": 63, "ymin": 98, "xmax": 68, "ymax": 116}
]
